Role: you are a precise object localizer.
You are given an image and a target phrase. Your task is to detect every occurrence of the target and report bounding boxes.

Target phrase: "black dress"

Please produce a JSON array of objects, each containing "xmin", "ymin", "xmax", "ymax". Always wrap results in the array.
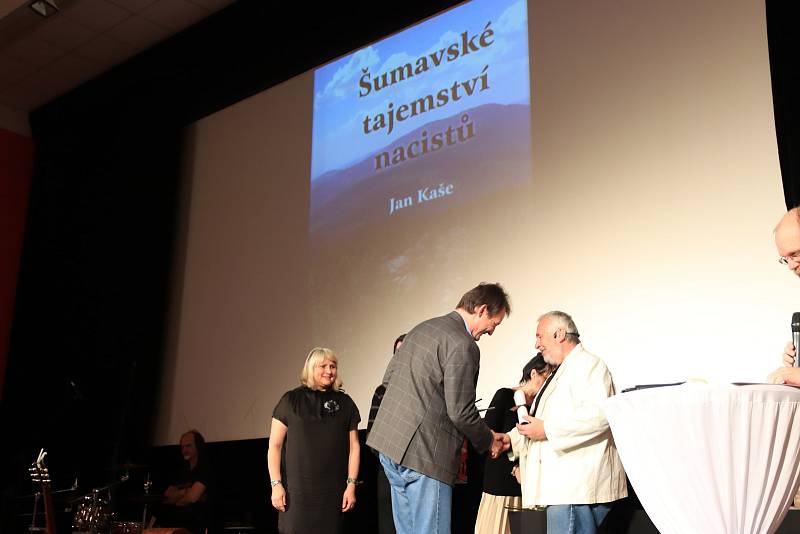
[
  {"xmin": 474, "ymin": 388, "xmax": 523, "ymax": 534},
  {"xmin": 482, "ymin": 388, "xmax": 522, "ymax": 496},
  {"xmin": 273, "ymin": 387, "xmax": 360, "ymax": 534}
]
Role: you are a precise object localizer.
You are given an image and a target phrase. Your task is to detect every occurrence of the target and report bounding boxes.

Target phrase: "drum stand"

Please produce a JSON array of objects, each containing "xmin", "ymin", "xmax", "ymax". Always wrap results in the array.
[
  {"xmin": 28, "ymin": 491, "xmax": 45, "ymax": 532},
  {"xmin": 141, "ymin": 472, "xmax": 152, "ymax": 530},
  {"xmin": 91, "ymin": 489, "xmax": 101, "ymax": 534}
]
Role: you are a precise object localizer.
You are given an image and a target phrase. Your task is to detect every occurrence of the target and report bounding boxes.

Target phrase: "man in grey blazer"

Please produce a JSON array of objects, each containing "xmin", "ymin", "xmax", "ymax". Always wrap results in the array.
[{"xmin": 367, "ymin": 283, "xmax": 512, "ymax": 534}]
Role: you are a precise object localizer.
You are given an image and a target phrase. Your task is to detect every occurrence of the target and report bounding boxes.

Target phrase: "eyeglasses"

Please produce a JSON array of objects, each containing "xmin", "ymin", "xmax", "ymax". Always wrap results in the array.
[{"xmin": 779, "ymin": 252, "xmax": 800, "ymax": 265}]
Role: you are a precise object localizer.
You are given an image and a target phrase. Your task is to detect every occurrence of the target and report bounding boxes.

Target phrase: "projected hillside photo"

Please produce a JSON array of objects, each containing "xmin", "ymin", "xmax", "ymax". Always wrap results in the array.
[
  {"xmin": 310, "ymin": 0, "xmax": 532, "ymax": 242},
  {"xmin": 311, "ymin": 103, "xmax": 531, "ymax": 236}
]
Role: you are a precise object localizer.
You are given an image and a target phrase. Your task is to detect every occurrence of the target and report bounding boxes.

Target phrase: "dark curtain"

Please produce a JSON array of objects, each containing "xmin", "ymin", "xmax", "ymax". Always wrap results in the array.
[{"xmin": 766, "ymin": 0, "xmax": 800, "ymax": 209}]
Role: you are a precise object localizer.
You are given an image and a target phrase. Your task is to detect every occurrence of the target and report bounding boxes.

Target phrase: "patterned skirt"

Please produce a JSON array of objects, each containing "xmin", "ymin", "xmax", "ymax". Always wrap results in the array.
[{"xmin": 474, "ymin": 492, "xmax": 522, "ymax": 534}]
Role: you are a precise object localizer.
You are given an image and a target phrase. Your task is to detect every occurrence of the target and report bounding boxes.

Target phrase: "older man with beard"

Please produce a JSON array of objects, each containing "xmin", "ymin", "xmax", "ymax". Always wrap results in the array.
[
  {"xmin": 507, "ymin": 311, "xmax": 626, "ymax": 534},
  {"xmin": 768, "ymin": 208, "xmax": 800, "ymax": 386}
]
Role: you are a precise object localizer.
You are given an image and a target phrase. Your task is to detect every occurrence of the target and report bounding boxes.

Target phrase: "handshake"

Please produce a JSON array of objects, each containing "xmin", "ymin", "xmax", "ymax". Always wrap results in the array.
[{"xmin": 489, "ymin": 431, "xmax": 511, "ymax": 459}]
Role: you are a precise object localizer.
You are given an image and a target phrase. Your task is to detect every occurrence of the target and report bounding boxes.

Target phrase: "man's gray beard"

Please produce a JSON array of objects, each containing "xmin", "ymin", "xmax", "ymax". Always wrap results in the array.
[{"xmin": 543, "ymin": 353, "xmax": 556, "ymax": 365}]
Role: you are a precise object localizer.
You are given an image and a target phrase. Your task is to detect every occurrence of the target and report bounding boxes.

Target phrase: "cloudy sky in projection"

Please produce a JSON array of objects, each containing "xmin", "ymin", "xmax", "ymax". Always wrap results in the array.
[{"xmin": 310, "ymin": 0, "xmax": 530, "ymax": 180}]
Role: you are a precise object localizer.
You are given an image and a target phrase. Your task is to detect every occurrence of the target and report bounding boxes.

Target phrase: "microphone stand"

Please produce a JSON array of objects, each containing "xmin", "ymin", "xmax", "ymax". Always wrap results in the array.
[
  {"xmin": 28, "ymin": 491, "xmax": 43, "ymax": 532},
  {"xmin": 141, "ymin": 472, "xmax": 152, "ymax": 530}
]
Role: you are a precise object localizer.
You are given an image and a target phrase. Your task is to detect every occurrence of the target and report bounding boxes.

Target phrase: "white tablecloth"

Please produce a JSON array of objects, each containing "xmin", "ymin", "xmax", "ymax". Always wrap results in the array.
[{"xmin": 605, "ymin": 383, "xmax": 800, "ymax": 534}]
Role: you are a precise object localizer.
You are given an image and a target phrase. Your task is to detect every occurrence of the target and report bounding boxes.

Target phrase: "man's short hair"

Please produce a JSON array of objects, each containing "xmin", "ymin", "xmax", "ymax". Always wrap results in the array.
[
  {"xmin": 538, "ymin": 311, "xmax": 580, "ymax": 342},
  {"xmin": 456, "ymin": 282, "xmax": 511, "ymax": 317}
]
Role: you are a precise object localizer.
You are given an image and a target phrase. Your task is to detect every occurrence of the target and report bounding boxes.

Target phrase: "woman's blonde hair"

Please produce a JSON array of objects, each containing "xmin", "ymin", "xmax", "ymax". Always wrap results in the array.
[{"xmin": 300, "ymin": 347, "xmax": 343, "ymax": 391}]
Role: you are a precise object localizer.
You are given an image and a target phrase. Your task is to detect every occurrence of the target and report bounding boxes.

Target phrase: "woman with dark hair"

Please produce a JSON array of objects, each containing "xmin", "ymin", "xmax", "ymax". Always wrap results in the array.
[
  {"xmin": 268, "ymin": 347, "xmax": 361, "ymax": 534},
  {"xmin": 474, "ymin": 354, "xmax": 553, "ymax": 534}
]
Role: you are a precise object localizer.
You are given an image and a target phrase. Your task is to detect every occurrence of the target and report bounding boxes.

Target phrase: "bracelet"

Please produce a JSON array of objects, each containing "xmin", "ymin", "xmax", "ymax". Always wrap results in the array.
[
  {"xmin": 270, "ymin": 479, "xmax": 282, "ymax": 487},
  {"xmin": 346, "ymin": 477, "xmax": 362, "ymax": 485}
]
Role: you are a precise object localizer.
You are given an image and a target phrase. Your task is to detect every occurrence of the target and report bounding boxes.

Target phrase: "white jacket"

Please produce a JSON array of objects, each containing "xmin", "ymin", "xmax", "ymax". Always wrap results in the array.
[{"xmin": 508, "ymin": 344, "xmax": 627, "ymax": 506}]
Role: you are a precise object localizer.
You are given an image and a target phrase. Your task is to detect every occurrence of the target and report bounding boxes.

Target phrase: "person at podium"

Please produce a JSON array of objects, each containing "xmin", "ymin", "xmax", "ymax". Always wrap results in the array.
[{"xmin": 768, "ymin": 208, "xmax": 800, "ymax": 386}]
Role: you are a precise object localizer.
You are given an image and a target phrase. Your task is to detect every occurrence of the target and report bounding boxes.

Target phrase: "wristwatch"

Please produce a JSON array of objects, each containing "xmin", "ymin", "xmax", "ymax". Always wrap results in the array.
[{"xmin": 270, "ymin": 479, "xmax": 282, "ymax": 487}]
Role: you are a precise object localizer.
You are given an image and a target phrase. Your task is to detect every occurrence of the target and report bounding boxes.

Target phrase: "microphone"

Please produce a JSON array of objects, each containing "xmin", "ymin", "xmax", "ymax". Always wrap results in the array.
[
  {"xmin": 513, "ymin": 389, "xmax": 529, "ymax": 424},
  {"xmin": 793, "ymin": 312, "xmax": 800, "ymax": 368}
]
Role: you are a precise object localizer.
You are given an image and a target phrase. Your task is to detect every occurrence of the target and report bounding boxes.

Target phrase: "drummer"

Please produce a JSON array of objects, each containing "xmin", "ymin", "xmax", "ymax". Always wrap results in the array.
[{"xmin": 160, "ymin": 430, "xmax": 212, "ymax": 534}]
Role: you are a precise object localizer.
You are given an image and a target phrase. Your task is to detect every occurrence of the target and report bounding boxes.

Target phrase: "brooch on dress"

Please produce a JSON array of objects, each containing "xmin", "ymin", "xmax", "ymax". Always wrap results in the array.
[{"xmin": 323, "ymin": 399, "xmax": 340, "ymax": 414}]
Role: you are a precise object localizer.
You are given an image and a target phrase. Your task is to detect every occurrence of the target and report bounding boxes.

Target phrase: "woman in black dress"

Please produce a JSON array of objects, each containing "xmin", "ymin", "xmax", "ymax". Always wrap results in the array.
[
  {"xmin": 474, "ymin": 353, "xmax": 553, "ymax": 534},
  {"xmin": 267, "ymin": 347, "xmax": 361, "ymax": 534}
]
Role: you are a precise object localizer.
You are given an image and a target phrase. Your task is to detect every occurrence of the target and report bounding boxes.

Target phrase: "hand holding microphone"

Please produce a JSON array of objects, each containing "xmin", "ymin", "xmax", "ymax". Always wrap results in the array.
[
  {"xmin": 768, "ymin": 312, "xmax": 800, "ymax": 385},
  {"xmin": 784, "ymin": 341, "xmax": 797, "ymax": 368}
]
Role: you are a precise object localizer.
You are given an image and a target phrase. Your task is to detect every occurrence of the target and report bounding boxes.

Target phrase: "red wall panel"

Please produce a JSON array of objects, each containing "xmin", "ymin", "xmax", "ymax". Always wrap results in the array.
[{"xmin": 0, "ymin": 128, "xmax": 34, "ymax": 398}]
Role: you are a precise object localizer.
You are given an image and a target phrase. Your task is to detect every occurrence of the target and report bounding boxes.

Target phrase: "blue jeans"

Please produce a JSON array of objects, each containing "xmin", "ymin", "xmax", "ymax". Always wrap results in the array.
[
  {"xmin": 379, "ymin": 453, "xmax": 452, "ymax": 534},
  {"xmin": 546, "ymin": 503, "xmax": 611, "ymax": 534}
]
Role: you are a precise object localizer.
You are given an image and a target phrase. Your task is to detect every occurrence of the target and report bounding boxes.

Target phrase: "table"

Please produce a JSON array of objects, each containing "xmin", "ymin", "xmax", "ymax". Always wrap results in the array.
[{"xmin": 605, "ymin": 384, "xmax": 800, "ymax": 534}]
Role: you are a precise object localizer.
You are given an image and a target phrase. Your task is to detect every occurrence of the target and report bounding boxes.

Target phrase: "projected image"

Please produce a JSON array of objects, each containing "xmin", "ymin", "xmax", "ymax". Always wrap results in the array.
[
  {"xmin": 307, "ymin": 0, "xmax": 534, "ymax": 373},
  {"xmin": 310, "ymin": 0, "xmax": 531, "ymax": 237}
]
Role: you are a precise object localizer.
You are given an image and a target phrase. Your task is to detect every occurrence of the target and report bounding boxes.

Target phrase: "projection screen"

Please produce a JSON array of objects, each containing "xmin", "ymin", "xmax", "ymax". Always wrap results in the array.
[{"xmin": 154, "ymin": 0, "xmax": 797, "ymax": 445}]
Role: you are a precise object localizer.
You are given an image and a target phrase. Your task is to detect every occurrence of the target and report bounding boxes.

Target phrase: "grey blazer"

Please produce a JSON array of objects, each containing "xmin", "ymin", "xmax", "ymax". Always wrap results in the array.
[{"xmin": 366, "ymin": 311, "xmax": 493, "ymax": 484}]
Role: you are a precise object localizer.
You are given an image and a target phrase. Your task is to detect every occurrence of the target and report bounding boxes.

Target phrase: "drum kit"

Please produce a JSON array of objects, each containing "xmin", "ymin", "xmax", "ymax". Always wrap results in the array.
[{"xmin": 26, "ymin": 459, "xmax": 160, "ymax": 534}]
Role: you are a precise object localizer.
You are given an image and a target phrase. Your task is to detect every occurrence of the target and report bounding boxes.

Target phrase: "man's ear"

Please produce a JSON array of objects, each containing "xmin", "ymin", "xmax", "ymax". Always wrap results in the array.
[{"xmin": 475, "ymin": 303, "xmax": 488, "ymax": 316}]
